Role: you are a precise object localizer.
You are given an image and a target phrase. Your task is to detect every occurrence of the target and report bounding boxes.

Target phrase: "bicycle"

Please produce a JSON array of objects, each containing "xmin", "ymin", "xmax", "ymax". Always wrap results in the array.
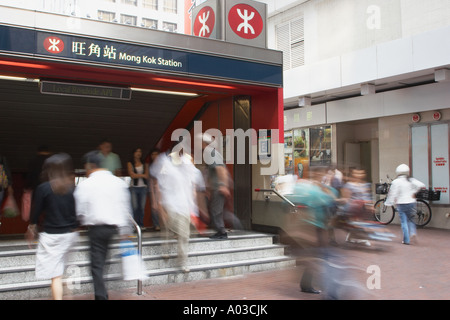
[{"xmin": 373, "ymin": 177, "xmax": 438, "ymax": 227}]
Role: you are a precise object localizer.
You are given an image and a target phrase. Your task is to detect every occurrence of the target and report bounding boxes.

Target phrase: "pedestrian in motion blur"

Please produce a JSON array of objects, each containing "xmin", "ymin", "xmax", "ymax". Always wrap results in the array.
[
  {"xmin": 148, "ymin": 148, "xmax": 161, "ymax": 231},
  {"xmin": 26, "ymin": 153, "xmax": 79, "ymax": 300},
  {"xmin": 0, "ymin": 154, "xmax": 13, "ymax": 208},
  {"xmin": 98, "ymin": 139, "xmax": 122, "ymax": 176},
  {"xmin": 150, "ymin": 147, "xmax": 201, "ymax": 273},
  {"xmin": 74, "ymin": 151, "xmax": 133, "ymax": 300},
  {"xmin": 385, "ymin": 164, "xmax": 425, "ymax": 245},
  {"xmin": 200, "ymin": 134, "xmax": 231, "ymax": 239}
]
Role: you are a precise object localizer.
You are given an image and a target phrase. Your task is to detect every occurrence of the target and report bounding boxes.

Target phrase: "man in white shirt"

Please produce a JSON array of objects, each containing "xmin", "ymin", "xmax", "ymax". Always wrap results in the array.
[
  {"xmin": 74, "ymin": 151, "xmax": 132, "ymax": 300},
  {"xmin": 385, "ymin": 164, "xmax": 425, "ymax": 245},
  {"xmin": 150, "ymin": 150, "xmax": 200, "ymax": 272}
]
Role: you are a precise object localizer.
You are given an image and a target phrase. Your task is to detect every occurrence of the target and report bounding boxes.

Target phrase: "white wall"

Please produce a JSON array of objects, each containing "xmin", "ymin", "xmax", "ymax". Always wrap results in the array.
[
  {"xmin": 263, "ymin": 0, "xmax": 450, "ymax": 103},
  {"xmin": 1, "ymin": 0, "xmax": 185, "ymax": 32}
]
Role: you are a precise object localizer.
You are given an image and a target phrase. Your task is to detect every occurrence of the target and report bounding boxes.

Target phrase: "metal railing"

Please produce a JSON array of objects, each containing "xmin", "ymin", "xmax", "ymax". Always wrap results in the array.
[
  {"xmin": 254, "ymin": 188, "xmax": 297, "ymax": 208},
  {"xmin": 129, "ymin": 217, "xmax": 143, "ymax": 296}
]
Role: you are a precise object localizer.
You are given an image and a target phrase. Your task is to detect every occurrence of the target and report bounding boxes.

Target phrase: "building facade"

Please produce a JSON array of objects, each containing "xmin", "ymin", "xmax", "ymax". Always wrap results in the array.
[
  {"xmin": 1, "ymin": 0, "xmax": 184, "ymax": 33},
  {"xmin": 258, "ymin": 0, "xmax": 450, "ymax": 230}
]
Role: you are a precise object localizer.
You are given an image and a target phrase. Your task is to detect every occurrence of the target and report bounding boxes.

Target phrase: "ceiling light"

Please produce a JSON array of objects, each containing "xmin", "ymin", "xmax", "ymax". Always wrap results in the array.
[
  {"xmin": 153, "ymin": 77, "xmax": 236, "ymax": 90},
  {"xmin": 0, "ymin": 75, "xmax": 39, "ymax": 82},
  {"xmin": 131, "ymin": 87, "xmax": 198, "ymax": 97},
  {"xmin": 0, "ymin": 60, "xmax": 51, "ymax": 69}
]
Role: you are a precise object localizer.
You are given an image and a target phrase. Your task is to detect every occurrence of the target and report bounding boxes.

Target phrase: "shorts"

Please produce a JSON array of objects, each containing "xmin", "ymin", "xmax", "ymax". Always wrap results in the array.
[{"xmin": 35, "ymin": 232, "xmax": 79, "ymax": 280}]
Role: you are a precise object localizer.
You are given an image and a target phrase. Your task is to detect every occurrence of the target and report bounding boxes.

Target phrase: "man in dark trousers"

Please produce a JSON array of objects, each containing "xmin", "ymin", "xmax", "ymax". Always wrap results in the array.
[
  {"xmin": 74, "ymin": 151, "xmax": 132, "ymax": 300},
  {"xmin": 200, "ymin": 134, "xmax": 231, "ymax": 239}
]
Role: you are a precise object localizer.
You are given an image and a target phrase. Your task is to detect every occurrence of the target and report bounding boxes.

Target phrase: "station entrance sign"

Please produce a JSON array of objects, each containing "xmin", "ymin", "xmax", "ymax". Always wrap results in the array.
[{"xmin": 192, "ymin": 0, "xmax": 267, "ymax": 48}]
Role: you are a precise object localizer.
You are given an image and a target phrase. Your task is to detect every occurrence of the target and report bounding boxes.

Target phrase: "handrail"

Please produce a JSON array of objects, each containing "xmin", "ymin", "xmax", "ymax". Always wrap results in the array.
[
  {"xmin": 129, "ymin": 217, "xmax": 143, "ymax": 296},
  {"xmin": 254, "ymin": 188, "xmax": 297, "ymax": 208}
]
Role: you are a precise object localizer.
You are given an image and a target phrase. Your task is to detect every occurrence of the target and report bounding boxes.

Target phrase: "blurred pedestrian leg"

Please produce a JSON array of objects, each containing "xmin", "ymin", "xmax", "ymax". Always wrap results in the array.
[{"xmin": 88, "ymin": 225, "xmax": 118, "ymax": 300}]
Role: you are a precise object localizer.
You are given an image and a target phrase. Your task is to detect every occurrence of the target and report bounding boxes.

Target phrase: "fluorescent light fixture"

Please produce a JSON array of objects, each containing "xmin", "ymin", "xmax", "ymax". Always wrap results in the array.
[
  {"xmin": 0, "ymin": 60, "xmax": 51, "ymax": 69},
  {"xmin": 153, "ymin": 77, "xmax": 236, "ymax": 90},
  {"xmin": 0, "ymin": 75, "xmax": 39, "ymax": 82},
  {"xmin": 131, "ymin": 87, "xmax": 198, "ymax": 97}
]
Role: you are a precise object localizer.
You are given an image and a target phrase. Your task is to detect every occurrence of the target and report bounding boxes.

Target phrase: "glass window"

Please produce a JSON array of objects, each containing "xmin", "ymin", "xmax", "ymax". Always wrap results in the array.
[
  {"xmin": 411, "ymin": 123, "xmax": 449, "ymax": 204},
  {"xmin": 431, "ymin": 124, "xmax": 449, "ymax": 204},
  {"xmin": 143, "ymin": 0, "xmax": 158, "ymax": 10},
  {"xmin": 98, "ymin": 10, "xmax": 116, "ymax": 22},
  {"xmin": 411, "ymin": 125, "xmax": 429, "ymax": 185},
  {"xmin": 142, "ymin": 18, "xmax": 158, "ymax": 29},
  {"xmin": 162, "ymin": 21, "xmax": 177, "ymax": 32},
  {"xmin": 121, "ymin": 0, "xmax": 137, "ymax": 5},
  {"xmin": 310, "ymin": 126, "xmax": 331, "ymax": 167},
  {"xmin": 284, "ymin": 131, "xmax": 293, "ymax": 175},
  {"xmin": 121, "ymin": 14, "xmax": 137, "ymax": 26},
  {"xmin": 293, "ymin": 129, "xmax": 309, "ymax": 179},
  {"xmin": 163, "ymin": 0, "xmax": 177, "ymax": 13}
]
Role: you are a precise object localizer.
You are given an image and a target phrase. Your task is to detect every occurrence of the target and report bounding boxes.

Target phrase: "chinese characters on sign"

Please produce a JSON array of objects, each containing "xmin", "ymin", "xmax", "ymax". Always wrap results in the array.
[{"xmin": 40, "ymin": 34, "xmax": 186, "ymax": 71}]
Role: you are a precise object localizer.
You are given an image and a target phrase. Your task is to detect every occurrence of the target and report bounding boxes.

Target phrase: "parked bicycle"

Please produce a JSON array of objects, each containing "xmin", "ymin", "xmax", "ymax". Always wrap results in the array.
[{"xmin": 373, "ymin": 176, "xmax": 439, "ymax": 227}]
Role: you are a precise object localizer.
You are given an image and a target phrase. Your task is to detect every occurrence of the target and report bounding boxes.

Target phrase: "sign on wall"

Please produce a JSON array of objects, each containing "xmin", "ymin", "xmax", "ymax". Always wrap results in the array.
[
  {"xmin": 192, "ymin": 0, "xmax": 267, "ymax": 48},
  {"xmin": 192, "ymin": 0, "xmax": 220, "ymax": 39},
  {"xmin": 225, "ymin": 0, "xmax": 266, "ymax": 47},
  {"xmin": 0, "ymin": 25, "xmax": 282, "ymax": 87},
  {"xmin": 411, "ymin": 123, "xmax": 450, "ymax": 205}
]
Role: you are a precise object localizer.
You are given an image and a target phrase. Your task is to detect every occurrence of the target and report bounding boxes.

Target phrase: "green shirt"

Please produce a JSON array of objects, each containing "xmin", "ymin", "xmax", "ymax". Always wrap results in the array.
[{"xmin": 99, "ymin": 152, "xmax": 122, "ymax": 174}]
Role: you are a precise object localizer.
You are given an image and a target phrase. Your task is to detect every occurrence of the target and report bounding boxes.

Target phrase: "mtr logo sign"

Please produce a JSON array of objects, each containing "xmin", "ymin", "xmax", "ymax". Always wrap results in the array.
[
  {"xmin": 192, "ymin": 0, "xmax": 267, "ymax": 48},
  {"xmin": 44, "ymin": 36, "xmax": 65, "ymax": 54},
  {"xmin": 228, "ymin": 3, "xmax": 264, "ymax": 39},
  {"xmin": 193, "ymin": 6, "xmax": 216, "ymax": 38}
]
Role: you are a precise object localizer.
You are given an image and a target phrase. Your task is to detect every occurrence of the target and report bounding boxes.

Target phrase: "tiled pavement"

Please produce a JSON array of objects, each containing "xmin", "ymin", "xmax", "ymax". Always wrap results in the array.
[{"xmin": 65, "ymin": 224, "xmax": 450, "ymax": 301}]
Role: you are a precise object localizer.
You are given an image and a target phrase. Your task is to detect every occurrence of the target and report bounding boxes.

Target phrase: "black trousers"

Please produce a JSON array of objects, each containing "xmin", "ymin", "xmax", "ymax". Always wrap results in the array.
[
  {"xmin": 87, "ymin": 225, "xmax": 117, "ymax": 300},
  {"xmin": 209, "ymin": 191, "xmax": 226, "ymax": 234}
]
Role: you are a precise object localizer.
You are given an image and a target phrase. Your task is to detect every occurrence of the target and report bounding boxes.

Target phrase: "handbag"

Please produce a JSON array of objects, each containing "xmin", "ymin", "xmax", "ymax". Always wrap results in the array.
[
  {"xmin": 2, "ymin": 194, "xmax": 19, "ymax": 218},
  {"xmin": 120, "ymin": 240, "xmax": 147, "ymax": 281}
]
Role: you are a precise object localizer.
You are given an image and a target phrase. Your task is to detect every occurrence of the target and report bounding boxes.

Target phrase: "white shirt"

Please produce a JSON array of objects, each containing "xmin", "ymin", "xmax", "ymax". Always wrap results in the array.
[
  {"xmin": 385, "ymin": 175, "xmax": 425, "ymax": 206},
  {"xmin": 150, "ymin": 153, "xmax": 200, "ymax": 217},
  {"xmin": 74, "ymin": 170, "xmax": 132, "ymax": 230}
]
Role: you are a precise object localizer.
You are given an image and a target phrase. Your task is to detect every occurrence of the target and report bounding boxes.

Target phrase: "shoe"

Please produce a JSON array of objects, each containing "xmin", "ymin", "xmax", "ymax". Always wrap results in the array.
[
  {"xmin": 411, "ymin": 234, "xmax": 418, "ymax": 245},
  {"xmin": 301, "ymin": 288, "xmax": 321, "ymax": 294},
  {"xmin": 182, "ymin": 266, "xmax": 190, "ymax": 273},
  {"xmin": 210, "ymin": 232, "xmax": 228, "ymax": 239},
  {"xmin": 402, "ymin": 241, "xmax": 410, "ymax": 245}
]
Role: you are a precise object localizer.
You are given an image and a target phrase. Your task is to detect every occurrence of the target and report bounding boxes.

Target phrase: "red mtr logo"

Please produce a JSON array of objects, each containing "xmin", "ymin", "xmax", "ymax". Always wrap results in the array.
[
  {"xmin": 193, "ymin": 6, "xmax": 215, "ymax": 38},
  {"xmin": 228, "ymin": 3, "xmax": 263, "ymax": 39},
  {"xmin": 44, "ymin": 36, "xmax": 65, "ymax": 54}
]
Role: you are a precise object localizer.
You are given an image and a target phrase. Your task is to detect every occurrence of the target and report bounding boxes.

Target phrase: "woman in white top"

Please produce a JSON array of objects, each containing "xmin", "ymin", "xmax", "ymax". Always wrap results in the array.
[
  {"xmin": 127, "ymin": 148, "xmax": 149, "ymax": 229},
  {"xmin": 385, "ymin": 164, "xmax": 425, "ymax": 245}
]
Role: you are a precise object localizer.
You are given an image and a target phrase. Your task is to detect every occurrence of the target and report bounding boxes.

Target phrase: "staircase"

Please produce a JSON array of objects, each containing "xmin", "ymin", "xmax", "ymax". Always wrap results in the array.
[{"xmin": 0, "ymin": 230, "xmax": 295, "ymax": 300}]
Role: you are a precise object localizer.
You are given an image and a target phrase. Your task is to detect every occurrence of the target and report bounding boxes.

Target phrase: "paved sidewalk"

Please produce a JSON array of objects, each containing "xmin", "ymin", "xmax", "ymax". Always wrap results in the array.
[{"xmin": 66, "ymin": 225, "xmax": 450, "ymax": 301}]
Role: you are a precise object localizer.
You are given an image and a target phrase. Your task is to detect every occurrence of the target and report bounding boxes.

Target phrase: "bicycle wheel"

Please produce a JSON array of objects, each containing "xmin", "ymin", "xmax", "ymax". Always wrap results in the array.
[
  {"xmin": 373, "ymin": 199, "xmax": 395, "ymax": 224},
  {"xmin": 412, "ymin": 200, "xmax": 432, "ymax": 227}
]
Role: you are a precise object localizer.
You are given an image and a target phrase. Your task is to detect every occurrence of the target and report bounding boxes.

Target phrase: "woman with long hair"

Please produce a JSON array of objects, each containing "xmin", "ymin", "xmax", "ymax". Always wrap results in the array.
[
  {"xmin": 26, "ymin": 153, "xmax": 79, "ymax": 300},
  {"xmin": 127, "ymin": 147, "xmax": 148, "ymax": 229}
]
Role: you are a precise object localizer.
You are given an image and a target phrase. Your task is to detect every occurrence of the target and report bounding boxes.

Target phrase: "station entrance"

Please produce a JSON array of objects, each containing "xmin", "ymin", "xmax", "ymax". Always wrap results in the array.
[{"xmin": 0, "ymin": 8, "xmax": 283, "ymax": 235}]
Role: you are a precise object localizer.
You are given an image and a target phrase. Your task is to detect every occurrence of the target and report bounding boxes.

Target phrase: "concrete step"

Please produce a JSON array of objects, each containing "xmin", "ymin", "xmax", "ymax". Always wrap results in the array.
[{"xmin": 0, "ymin": 230, "xmax": 295, "ymax": 300}]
